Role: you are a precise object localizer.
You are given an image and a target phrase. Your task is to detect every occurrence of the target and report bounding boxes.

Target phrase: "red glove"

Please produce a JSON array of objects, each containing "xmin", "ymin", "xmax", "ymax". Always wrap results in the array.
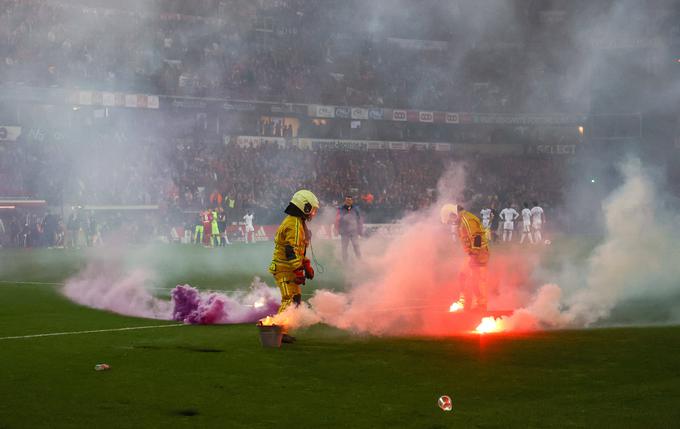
[
  {"xmin": 293, "ymin": 267, "xmax": 306, "ymax": 285},
  {"xmin": 303, "ymin": 258, "xmax": 314, "ymax": 280}
]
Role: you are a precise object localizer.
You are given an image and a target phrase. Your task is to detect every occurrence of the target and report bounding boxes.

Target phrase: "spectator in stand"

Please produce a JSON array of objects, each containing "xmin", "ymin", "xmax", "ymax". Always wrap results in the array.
[{"xmin": 209, "ymin": 189, "xmax": 223, "ymax": 208}]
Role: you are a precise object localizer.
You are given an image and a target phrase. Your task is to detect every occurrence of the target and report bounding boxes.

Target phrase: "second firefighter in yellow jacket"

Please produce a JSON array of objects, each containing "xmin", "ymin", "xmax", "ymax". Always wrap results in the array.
[
  {"xmin": 440, "ymin": 203, "xmax": 490, "ymax": 310},
  {"xmin": 269, "ymin": 190, "xmax": 319, "ymax": 343}
]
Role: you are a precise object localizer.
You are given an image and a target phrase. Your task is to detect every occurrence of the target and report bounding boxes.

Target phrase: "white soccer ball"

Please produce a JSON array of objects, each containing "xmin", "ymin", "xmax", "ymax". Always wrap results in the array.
[{"xmin": 544, "ymin": 239, "xmax": 551, "ymax": 245}]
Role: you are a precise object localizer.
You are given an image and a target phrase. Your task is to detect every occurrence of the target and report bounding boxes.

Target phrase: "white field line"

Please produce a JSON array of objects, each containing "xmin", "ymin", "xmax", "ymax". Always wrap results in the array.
[
  {"xmin": 0, "ymin": 280, "xmax": 168, "ymax": 290},
  {"xmin": 0, "ymin": 280, "xmax": 209, "ymax": 292},
  {"xmin": 0, "ymin": 323, "xmax": 185, "ymax": 341},
  {"xmin": 0, "ymin": 280, "xmax": 64, "ymax": 286},
  {"xmin": 0, "ymin": 280, "xmax": 317, "ymax": 295}
]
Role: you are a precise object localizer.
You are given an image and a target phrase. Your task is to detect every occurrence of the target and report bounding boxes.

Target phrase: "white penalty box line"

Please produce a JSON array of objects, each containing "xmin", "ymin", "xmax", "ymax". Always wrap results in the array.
[{"xmin": 0, "ymin": 323, "xmax": 186, "ymax": 341}]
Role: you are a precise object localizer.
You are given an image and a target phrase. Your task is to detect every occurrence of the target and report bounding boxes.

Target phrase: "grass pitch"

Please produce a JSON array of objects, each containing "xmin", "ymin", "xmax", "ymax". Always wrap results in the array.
[{"xmin": 1, "ymin": 244, "xmax": 679, "ymax": 428}]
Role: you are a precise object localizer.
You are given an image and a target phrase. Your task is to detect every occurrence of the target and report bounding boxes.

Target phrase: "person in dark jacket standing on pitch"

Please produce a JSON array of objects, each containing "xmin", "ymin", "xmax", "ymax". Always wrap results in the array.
[{"xmin": 335, "ymin": 195, "xmax": 363, "ymax": 262}]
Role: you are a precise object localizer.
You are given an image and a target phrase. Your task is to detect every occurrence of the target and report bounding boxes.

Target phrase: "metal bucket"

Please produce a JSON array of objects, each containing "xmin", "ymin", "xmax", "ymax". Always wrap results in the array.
[{"xmin": 257, "ymin": 324, "xmax": 283, "ymax": 348}]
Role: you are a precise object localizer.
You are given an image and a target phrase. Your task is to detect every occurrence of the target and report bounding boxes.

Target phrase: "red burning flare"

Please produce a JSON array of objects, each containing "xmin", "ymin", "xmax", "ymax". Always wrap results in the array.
[
  {"xmin": 475, "ymin": 316, "xmax": 504, "ymax": 334},
  {"xmin": 448, "ymin": 299, "xmax": 465, "ymax": 313}
]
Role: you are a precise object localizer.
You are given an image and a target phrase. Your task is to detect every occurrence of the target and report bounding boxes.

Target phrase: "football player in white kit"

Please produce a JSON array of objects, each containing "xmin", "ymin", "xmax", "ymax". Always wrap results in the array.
[
  {"xmin": 500, "ymin": 204, "xmax": 519, "ymax": 242},
  {"xmin": 243, "ymin": 211, "xmax": 255, "ymax": 243},
  {"xmin": 519, "ymin": 202, "xmax": 534, "ymax": 244},
  {"xmin": 530, "ymin": 201, "xmax": 545, "ymax": 243},
  {"xmin": 480, "ymin": 206, "xmax": 492, "ymax": 241}
]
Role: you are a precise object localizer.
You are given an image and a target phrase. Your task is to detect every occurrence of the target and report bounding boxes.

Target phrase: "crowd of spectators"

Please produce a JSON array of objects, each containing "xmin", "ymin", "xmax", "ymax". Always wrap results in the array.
[
  {"xmin": 2, "ymin": 0, "xmax": 676, "ymax": 116},
  {"xmin": 167, "ymin": 143, "xmax": 449, "ymax": 216},
  {"xmin": 2, "ymin": 121, "xmax": 569, "ymax": 227},
  {"xmin": 0, "ymin": 139, "xmax": 569, "ymax": 248},
  {"xmin": 2, "ymin": 0, "xmax": 619, "ymax": 248},
  {"xmin": 0, "ymin": 0, "xmax": 614, "ymax": 113},
  {"xmin": 0, "ymin": 126, "xmax": 171, "ymax": 206}
]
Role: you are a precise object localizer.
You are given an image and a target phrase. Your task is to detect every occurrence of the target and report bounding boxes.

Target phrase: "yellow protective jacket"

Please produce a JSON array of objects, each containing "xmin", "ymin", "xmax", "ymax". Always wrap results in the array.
[
  {"xmin": 458, "ymin": 210, "xmax": 489, "ymax": 264},
  {"xmin": 269, "ymin": 215, "xmax": 308, "ymax": 274}
]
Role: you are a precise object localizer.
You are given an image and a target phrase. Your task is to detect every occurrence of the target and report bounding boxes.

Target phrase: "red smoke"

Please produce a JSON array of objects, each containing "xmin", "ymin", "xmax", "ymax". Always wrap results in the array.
[{"xmin": 295, "ymin": 207, "xmax": 546, "ymax": 336}]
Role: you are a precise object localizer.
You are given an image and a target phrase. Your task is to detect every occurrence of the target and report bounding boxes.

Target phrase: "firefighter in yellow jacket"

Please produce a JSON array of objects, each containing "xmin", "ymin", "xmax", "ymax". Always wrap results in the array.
[
  {"xmin": 269, "ymin": 190, "xmax": 319, "ymax": 343},
  {"xmin": 441, "ymin": 203, "xmax": 490, "ymax": 310}
]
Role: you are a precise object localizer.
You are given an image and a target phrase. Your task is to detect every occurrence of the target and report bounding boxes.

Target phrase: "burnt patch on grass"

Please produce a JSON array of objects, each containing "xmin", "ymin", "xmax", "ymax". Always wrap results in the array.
[
  {"xmin": 131, "ymin": 344, "xmax": 164, "ymax": 350},
  {"xmin": 174, "ymin": 408, "xmax": 200, "ymax": 417}
]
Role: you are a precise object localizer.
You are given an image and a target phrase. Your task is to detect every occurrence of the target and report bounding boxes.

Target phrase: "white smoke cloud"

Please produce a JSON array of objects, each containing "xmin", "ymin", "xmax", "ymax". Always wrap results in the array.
[
  {"xmin": 61, "ymin": 250, "xmax": 281, "ymax": 324},
  {"xmin": 62, "ymin": 262, "xmax": 172, "ymax": 320},
  {"xmin": 502, "ymin": 157, "xmax": 680, "ymax": 330}
]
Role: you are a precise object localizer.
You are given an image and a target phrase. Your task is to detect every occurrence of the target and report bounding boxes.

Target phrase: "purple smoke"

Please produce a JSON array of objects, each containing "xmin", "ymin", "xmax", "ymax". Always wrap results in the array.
[
  {"xmin": 171, "ymin": 285, "xmax": 201, "ymax": 321},
  {"xmin": 170, "ymin": 283, "xmax": 280, "ymax": 324},
  {"xmin": 61, "ymin": 258, "xmax": 281, "ymax": 324}
]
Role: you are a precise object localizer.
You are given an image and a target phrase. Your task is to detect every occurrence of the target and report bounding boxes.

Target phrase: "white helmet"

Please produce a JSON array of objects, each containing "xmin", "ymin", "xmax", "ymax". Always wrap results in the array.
[
  {"xmin": 440, "ymin": 203, "xmax": 459, "ymax": 224},
  {"xmin": 291, "ymin": 190, "xmax": 319, "ymax": 218}
]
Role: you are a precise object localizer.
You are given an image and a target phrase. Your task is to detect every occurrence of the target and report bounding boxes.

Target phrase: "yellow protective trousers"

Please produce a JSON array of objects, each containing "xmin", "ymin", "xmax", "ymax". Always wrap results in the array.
[
  {"xmin": 458, "ymin": 256, "xmax": 489, "ymax": 308},
  {"xmin": 272, "ymin": 271, "xmax": 302, "ymax": 333}
]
